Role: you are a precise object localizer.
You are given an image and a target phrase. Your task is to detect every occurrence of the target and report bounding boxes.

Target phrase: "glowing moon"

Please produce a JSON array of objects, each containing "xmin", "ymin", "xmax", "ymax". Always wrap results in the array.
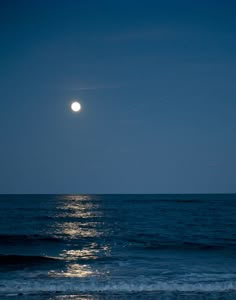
[{"xmin": 71, "ymin": 101, "xmax": 81, "ymax": 112}]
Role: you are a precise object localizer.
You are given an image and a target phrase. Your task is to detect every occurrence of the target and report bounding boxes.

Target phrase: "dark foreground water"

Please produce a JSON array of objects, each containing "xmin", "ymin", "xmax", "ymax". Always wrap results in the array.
[{"xmin": 0, "ymin": 194, "xmax": 236, "ymax": 299}]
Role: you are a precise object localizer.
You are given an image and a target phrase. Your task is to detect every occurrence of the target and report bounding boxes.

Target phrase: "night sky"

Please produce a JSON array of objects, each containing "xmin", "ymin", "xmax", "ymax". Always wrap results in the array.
[{"xmin": 0, "ymin": 0, "xmax": 236, "ymax": 194}]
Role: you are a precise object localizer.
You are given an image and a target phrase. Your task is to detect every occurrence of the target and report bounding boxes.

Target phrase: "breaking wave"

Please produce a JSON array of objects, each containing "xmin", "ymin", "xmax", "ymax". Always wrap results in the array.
[{"xmin": 1, "ymin": 278, "xmax": 236, "ymax": 295}]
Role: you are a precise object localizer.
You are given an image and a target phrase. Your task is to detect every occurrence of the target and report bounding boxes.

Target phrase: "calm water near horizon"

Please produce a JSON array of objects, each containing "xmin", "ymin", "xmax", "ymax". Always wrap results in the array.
[{"xmin": 0, "ymin": 194, "xmax": 236, "ymax": 299}]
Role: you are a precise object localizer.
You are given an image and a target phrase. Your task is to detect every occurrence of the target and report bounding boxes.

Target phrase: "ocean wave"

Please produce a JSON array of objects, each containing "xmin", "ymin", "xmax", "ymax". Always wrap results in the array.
[
  {"xmin": 126, "ymin": 198, "xmax": 202, "ymax": 204},
  {"xmin": 0, "ymin": 255, "xmax": 61, "ymax": 265},
  {"xmin": 0, "ymin": 234, "xmax": 63, "ymax": 244},
  {"xmin": 128, "ymin": 236, "xmax": 228, "ymax": 251},
  {"xmin": 143, "ymin": 242, "xmax": 224, "ymax": 251},
  {"xmin": 1, "ymin": 278, "xmax": 236, "ymax": 294}
]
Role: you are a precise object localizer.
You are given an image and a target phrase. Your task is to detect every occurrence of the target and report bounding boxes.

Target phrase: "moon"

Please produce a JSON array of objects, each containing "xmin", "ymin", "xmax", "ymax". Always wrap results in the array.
[{"xmin": 71, "ymin": 101, "xmax": 81, "ymax": 112}]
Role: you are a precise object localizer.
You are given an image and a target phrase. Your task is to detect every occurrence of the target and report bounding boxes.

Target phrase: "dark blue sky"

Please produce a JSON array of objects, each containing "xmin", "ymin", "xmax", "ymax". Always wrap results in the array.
[{"xmin": 0, "ymin": 0, "xmax": 236, "ymax": 193}]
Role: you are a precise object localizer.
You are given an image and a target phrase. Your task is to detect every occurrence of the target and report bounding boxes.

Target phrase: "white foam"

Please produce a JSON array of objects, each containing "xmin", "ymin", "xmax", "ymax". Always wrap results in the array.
[{"xmin": 1, "ymin": 278, "xmax": 236, "ymax": 295}]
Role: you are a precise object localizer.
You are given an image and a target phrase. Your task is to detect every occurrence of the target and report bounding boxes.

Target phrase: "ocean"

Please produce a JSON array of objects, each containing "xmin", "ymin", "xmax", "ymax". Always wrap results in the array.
[{"xmin": 0, "ymin": 194, "xmax": 236, "ymax": 299}]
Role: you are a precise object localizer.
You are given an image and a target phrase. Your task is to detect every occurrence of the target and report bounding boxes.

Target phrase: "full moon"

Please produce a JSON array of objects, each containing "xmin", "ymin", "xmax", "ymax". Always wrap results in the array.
[{"xmin": 71, "ymin": 101, "xmax": 81, "ymax": 112}]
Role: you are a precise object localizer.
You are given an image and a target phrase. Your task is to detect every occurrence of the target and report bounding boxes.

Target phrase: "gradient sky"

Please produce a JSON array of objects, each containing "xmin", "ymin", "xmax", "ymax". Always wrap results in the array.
[{"xmin": 0, "ymin": 0, "xmax": 236, "ymax": 193}]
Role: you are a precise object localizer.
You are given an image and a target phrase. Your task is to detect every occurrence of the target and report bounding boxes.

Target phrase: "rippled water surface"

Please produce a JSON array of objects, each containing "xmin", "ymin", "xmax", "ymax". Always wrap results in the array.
[{"xmin": 0, "ymin": 194, "xmax": 236, "ymax": 299}]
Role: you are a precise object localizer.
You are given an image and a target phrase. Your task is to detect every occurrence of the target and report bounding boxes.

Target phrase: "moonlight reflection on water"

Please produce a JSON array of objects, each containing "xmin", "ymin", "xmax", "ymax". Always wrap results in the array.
[{"xmin": 48, "ymin": 195, "xmax": 111, "ymax": 279}]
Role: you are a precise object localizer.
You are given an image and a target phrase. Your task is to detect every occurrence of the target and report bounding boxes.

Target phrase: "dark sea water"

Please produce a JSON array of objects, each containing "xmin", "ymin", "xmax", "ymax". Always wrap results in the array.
[{"xmin": 0, "ymin": 194, "xmax": 236, "ymax": 299}]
